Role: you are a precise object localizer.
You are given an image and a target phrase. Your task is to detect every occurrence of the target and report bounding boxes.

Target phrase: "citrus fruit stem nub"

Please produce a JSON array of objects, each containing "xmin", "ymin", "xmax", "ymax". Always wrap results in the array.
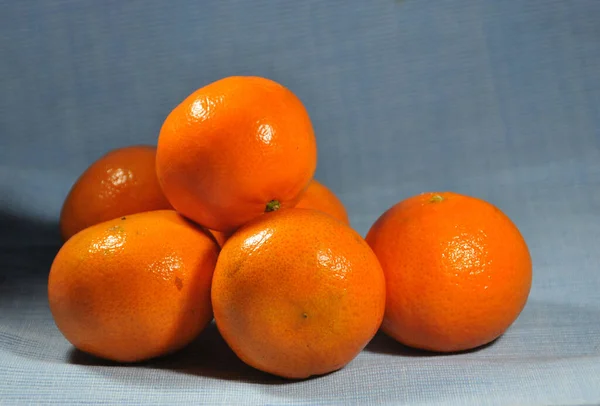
[
  {"xmin": 265, "ymin": 200, "xmax": 281, "ymax": 212},
  {"xmin": 430, "ymin": 194, "xmax": 445, "ymax": 203}
]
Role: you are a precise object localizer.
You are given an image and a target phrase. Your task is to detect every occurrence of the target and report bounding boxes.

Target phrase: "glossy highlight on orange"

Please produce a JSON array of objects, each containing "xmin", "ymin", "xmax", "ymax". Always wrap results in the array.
[{"xmin": 60, "ymin": 145, "xmax": 172, "ymax": 240}]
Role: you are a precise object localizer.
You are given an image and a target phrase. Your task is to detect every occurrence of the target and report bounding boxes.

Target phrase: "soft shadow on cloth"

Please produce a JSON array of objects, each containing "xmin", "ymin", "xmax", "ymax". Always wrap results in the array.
[
  {"xmin": 2, "ymin": 299, "xmax": 597, "ymax": 382},
  {"xmin": 68, "ymin": 322, "xmax": 294, "ymax": 384},
  {"xmin": 0, "ymin": 211, "xmax": 61, "ymax": 248},
  {"xmin": 0, "ymin": 211, "xmax": 61, "ymax": 278}
]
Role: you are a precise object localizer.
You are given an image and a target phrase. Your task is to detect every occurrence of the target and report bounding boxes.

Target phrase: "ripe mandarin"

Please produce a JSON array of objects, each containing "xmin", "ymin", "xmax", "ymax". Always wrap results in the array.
[
  {"xmin": 212, "ymin": 209, "xmax": 386, "ymax": 378},
  {"xmin": 295, "ymin": 180, "xmax": 350, "ymax": 225},
  {"xmin": 49, "ymin": 210, "xmax": 219, "ymax": 362},
  {"xmin": 59, "ymin": 145, "xmax": 172, "ymax": 240},
  {"xmin": 156, "ymin": 76, "xmax": 317, "ymax": 233},
  {"xmin": 366, "ymin": 192, "xmax": 532, "ymax": 352}
]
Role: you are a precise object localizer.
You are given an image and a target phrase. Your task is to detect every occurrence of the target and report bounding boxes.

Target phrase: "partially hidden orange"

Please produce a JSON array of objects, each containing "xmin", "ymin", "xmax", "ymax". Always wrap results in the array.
[
  {"xmin": 295, "ymin": 180, "xmax": 350, "ymax": 225},
  {"xmin": 59, "ymin": 145, "xmax": 172, "ymax": 240},
  {"xmin": 156, "ymin": 76, "xmax": 317, "ymax": 233},
  {"xmin": 48, "ymin": 210, "xmax": 219, "ymax": 363},
  {"xmin": 365, "ymin": 192, "xmax": 532, "ymax": 352},
  {"xmin": 209, "ymin": 229, "xmax": 231, "ymax": 248},
  {"xmin": 211, "ymin": 209, "xmax": 386, "ymax": 379}
]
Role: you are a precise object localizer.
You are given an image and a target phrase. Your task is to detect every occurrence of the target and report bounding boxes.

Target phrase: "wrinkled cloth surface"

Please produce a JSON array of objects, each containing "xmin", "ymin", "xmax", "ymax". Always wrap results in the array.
[{"xmin": 1, "ymin": 1, "xmax": 599, "ymax": 404}]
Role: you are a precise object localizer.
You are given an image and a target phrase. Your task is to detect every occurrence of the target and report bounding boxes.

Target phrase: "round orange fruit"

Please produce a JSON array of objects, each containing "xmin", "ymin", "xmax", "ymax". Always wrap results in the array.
[
  {"xmin": 211, "ymin": 209, "xmax": 386, "ymax": 379},
  {"xmin": 60, "ymin": 145, "xmax": 172, "ymax": 241},
  {"xmin": 48, "ymin": 210, "xmax": 219, "ymax": 363},
  {"xmin": 156, "ymin": 76, "xmax": 317, "ymax": 233},
  {"xmin": 295, "ymin": 180, "xmax": 350, "ymax": 225},
  {"xmin": 208, "ymin": 229, "xmax": 230, "ymax": 248},
  {"xmin": 365, "ymin": 192, "xmax": 532, "ymax": 352}
]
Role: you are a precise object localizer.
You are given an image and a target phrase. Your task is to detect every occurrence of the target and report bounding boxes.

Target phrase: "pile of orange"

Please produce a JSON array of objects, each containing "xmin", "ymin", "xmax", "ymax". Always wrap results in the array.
[{"xmin": 48, "ymin": 76, "xmax": 532, "ymax": 379}]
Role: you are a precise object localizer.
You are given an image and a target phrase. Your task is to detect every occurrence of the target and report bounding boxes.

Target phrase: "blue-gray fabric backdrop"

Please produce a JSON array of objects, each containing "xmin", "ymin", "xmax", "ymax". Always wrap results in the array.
[{"xmin": 1, "ymin": 1, "xmax": 599, "ymax": 404}]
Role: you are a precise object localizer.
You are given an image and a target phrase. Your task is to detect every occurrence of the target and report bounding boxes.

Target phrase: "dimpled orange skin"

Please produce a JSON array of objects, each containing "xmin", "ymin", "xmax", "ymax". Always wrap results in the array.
[
  {"xmin": 365, "ymin": 192, "xmax": 532, "ymax": 353},
  {"xmin": 156, "ymin": 76, "xmax": 317, "ymax": 233},
  {"xmin": 48, "ymin": 210, "xmax": 219, "ymax": 363},
  {"xmin": 295, "ymin": 180, "xmax": 350, "ymax": 225},
  {"xmin": 60, "ymin": 145, "xmax": 172, "ymax": 241},
  {"xmin": 212, "ymin": 209, "xmax": 386, "ymax": 379}
]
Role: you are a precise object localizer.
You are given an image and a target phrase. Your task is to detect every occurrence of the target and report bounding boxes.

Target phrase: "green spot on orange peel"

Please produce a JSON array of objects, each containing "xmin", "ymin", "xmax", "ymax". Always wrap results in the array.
[
  {"xmin": 429, "ymin": 194, "xmax": 445, "ymax": 203},
  {"xmin": 265, "ymin": 200, "xmax": 281, "ymax": 212}
]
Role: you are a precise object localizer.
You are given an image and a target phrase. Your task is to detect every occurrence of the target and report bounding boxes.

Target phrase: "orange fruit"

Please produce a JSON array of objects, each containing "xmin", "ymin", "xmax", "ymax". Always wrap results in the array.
[
  {"xmin": 209, "ymin": 229, "xmax": 231, "ymax": 248},
  {"xmin": 365, "ymin": 192, "xmax": 532, "ymax": 352},
  {"xmin": 295, "ymin": 180, "xmax": 350, "ymax": 225},
  {"xmin": 60, "ymin": 145, "xmax": 172, "ymax": 241},
  {"xmin": 48, "ymin": 210, "xmax": 219, "ymax": 363},
  {"xmin": 156, "ymin": 76, "xmax": 317, "ymax": 233},
  {"xmin": 211, "ymin": 209, "xmax": 386, "ymax": 379}
]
